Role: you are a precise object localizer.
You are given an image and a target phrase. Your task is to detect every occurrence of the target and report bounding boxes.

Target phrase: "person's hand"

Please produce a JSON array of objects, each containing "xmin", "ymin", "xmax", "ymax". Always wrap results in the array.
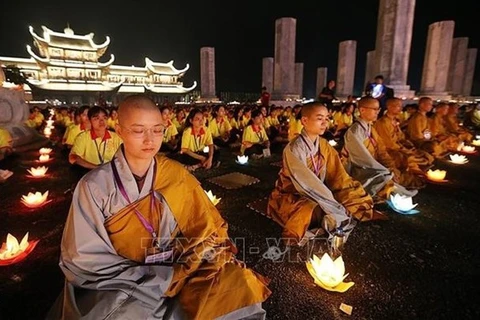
[
  {"xmin": 198, "ymin": 155, "xmax": 207, "ymax": 162},
  {"xmin": 203, "ymin": 158, "xmax": 213, "ymax": 169}
]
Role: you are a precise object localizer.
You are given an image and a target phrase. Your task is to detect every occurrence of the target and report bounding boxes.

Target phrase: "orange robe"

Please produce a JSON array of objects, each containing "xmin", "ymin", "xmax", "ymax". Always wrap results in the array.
[
  {"xmin": 445, "ymin": 113, "xmax": 473, "ymax": 142},
  {"xmin": 429, "ymin": 113, "xmax": 461, "ymax": 151},
  {"xmin": 406, "ymin": 112, "xmax": 445, "ymax": 158}
]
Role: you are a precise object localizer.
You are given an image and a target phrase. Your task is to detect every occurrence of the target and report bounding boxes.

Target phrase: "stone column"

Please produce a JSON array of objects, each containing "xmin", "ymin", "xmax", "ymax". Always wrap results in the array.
[
  {"xmin": 336, "ymin": 40, "xmax": 357, "ymax": 97},
  {"xmin": 262, "ymin": 57, "xmax": 274, "ymax": 93},
  {"xmin": 316, "ymin": 67, "xmax": 327, "ymax": 98},
  {"xmin": 294, "ymin": 63, "xmax": 304, "ymax": 97},
  {"xmin": 462, "ymin": 48, "xmax": 478, "ymax": 97},
  {"xmin": 200, "ymin": 47, "xmax": 216, "ymax": 100},
  {"xmin": 374, "ymin": 0, "xmax": 416, "ymax": 97},
  {"xmin": 420, "ymin": 21, "xmax": 454, "ymax": 99},
  {"xmin": 364, "ymin": 50, "xmax": 376, "ymax": 89},
  {"xmin": 273, "ymin": 17, "xmax": 297, "ymax": 100},
  {"xmin": 447, "ymin": 37, "xmax": 469, "ymax": 95}
]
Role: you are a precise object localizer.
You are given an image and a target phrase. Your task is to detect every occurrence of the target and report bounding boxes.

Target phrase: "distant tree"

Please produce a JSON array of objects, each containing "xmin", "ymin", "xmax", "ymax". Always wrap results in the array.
[{"xmin": 2, "ymin": 65, "xmax": 27, "ymax": 85}]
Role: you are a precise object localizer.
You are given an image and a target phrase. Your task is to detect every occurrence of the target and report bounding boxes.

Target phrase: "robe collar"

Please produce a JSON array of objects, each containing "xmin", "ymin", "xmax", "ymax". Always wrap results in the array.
[{"xmin": 300, "ymin": 129, "xmax": 319, "ymax": 154}]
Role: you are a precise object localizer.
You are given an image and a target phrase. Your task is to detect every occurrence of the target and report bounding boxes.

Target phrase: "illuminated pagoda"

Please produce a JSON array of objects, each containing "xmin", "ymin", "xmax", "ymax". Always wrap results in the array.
[{"xmin": 0, "ymin": 25, "xmax": 197, "ymax": 104}]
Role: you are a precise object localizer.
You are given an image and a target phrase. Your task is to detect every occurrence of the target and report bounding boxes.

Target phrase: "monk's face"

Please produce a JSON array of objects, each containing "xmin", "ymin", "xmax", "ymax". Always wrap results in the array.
[
  {"xmin": 387, "ymin": 101, "xmax": 402, "ymax": 116},
  {"xmin": 360, "ymin": 100, "xmax": 381, "ymax": 122},
  {"xmin": 302, "ymin": 106, "xmax": 329, "ymax": 135},
  {"xmin": 116, "ymin": 104, "xmax": 164, "ymax": 161},
  {"xmin": 436, "ymin": 106, "xmax": 449, "ymax": 116},
  {"xmin": 419, "ymin": 99, "xmax": 433, "ymax": 112}
]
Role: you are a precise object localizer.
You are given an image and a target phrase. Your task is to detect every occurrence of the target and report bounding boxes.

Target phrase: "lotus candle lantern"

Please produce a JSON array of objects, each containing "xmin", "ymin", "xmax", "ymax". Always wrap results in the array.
[
  {"xmin": 471, "ymin": 140, "xmax": 480, "ymax": 147},
  {"xmin": 21, "ymin": 191, "xmax": 50, "ymax": 208},
  {"xmin": 449, "ymin": 154, "xmax": 468, "ymax": 164},
  {"xmin": 387, "ymin": 193, "xmax": 419, "ymax": 214},
  {"xmin": 27, "ymin": 166, "xmax": 48, "ymax": 178},
  {"xmin": 328, "ymin": 140, "xmax": 338, "ymax": 147},
  {"xmin": 461, "ymin": 145, "xmax": 476, "ymax": 154},
  {"xmin": 476, "ymin": 135, "xmax": 480, "ymax": 140},
  {"xmin": 0, "ymin": 233, "xmax": 39, "ymax": 266},
  {"xmin": 39, "ymin": 154, "xmax": 50, "ymax": 162},
  {"xmin": 46, "ymin": 119, "xmax": 54, "ymax": 126},
  {"xmin": 306, "ymin": 253, "xmax": 354, "ymax": 293},
  {"xmin": 426, "ymin": 169, "xmax": 447, "ymax": 182},
  {"xmin": 204, "ymin": 190, "xmax": 221, "ymax": 206},
  {"xmin": 203, "ymin": 146, "xmax": 210, "ymax": 153},
  {"xmin": 236, "ymin": 155, "xmax": 249, "ymax": 165},
  {"xmin": 39, "ymin": 147, "xmax": 52, "ymax": 155},
  {"xmin": 43, "ymin": 127, "xmax": 52, "ymax": 135}
]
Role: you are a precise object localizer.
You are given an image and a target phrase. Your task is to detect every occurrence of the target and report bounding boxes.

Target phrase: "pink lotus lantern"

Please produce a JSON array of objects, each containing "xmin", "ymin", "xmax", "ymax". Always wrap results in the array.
[
  {"xmin": 0, "ymin": 233, "xmax": 39, "ymax": 266},
  {"xmin": 21, "ymin": 191, "xmax": 51, "ymax": 208},
  {"xmin": 27, "ymin": 166, "xmax": 48, "ymax": 178}
]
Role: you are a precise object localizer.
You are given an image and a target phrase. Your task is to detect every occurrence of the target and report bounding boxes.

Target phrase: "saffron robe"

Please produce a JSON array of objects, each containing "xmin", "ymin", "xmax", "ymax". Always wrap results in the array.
[
  {"xmin": 268, "ymin": 130, "xmax": 373, "ymax": 245},
  {"xmin": 343, "ymin": 119, "xmax": 420, "ymax": 197},
  {"xmin": 429, "ymin": 113, "xmax": 461, "ymax": 151},
  {"xmin": 373, "ymin": 114, "xmax": 434, "ymax": 173},
  {"xmin": 444, "ymin": 113, "xmax": 473, "ymax": 142},
  {"xmin": 48, "ymin": 148, "xmax": 270, "ymax": 320},
  {"xmin": 406, "ymin": 112, "xmax": 445, "ymax": 158}
]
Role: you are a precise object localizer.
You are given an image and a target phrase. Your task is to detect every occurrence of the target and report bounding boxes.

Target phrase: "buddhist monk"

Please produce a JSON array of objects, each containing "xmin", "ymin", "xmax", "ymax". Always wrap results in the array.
[
  {"xmin": 373, "ymin": 98, "xmax": 434, "ymax": 175},
  {"xmin": 268, "ymin": 102, "xmax": 376, "ymax": 247},
  {"xmin": 406, "ymin": 97, "xmax": 445, "ymax": 158},
  {"xmin": 445, "ymin": 102, "xmax": 473, "ymax": 142},
  {"xmin": 48, "ymin": 94, "xmax": 270, "ymax": 320},
  {"xmin": 343, "ymin": 97, "xmax": 420, "ymax": 202},
  {"xmin": 429, "ymin": 102, "xmax": 462, "ymax": 152}
]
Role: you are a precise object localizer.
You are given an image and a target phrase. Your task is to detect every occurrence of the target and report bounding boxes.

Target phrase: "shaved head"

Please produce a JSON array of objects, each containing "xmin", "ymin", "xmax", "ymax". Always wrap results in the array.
[
  {"xmin": 301, "ymin": 102, "xmax": 327, "ymax": 118},
  {"xmin": 386, "ymin": 98, "xmax": 402, "ymax": 109},
  {"xmin": 358, "ymin": 97, "xmax": 378, "ymax": 109},
  {"xmin": 118, "ymin": 94, "xmax": 160, "ymax": 125}
]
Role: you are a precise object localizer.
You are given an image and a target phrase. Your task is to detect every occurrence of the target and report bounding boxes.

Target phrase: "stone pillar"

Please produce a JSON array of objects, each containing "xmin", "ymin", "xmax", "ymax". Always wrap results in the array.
[
  {"xmin": 316, "ymin": 67, "xmax": 327, "ymax": 98},
  {"xmin": 462, "ymin": 48, "xmax": 478, "ymax": 97},
  {"xmin": 365, "ymin": 50, "xmax": 376, "ymax": 88},
  {"xmin": 447, "ymin": 38, "xmax": 469, "ymax": 95},
  {"xmin": 336, "ymin": 40, "xmax": 357, "ymax": 97},
  {"xmin": 294, "ymin": 63, "xmax": 304, "ymax": 97},
  {"xmin": 420, "ymin": 21, "xmax": 455, "ymax": 99},
  {"xmin": 273, "ymin": 17, "xmax": 297, "ymax": 100},
  {"xmin": 200, "ymin": 47, "xmax": 216, "ymax": 100},
  {"xmin": 374, "ymin": 0, "xmax": 416, "ymax": 97},
  {"xmin": 262, "ymin": 57, "xmax": 274, "ymax": 93}
]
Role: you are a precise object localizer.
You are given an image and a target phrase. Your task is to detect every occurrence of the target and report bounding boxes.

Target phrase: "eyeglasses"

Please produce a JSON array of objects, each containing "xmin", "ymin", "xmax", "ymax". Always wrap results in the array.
[{"xmin": 120, "ymin": 125, "xmax": 166, "ymax": 138}]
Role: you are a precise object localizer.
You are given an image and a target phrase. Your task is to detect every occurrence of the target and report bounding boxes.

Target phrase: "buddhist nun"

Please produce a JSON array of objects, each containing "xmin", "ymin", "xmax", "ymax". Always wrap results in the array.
[
  {"xmin": 48, "ymin": 95, "xmax": 270, "ymax": 320},
  {"xmin": 268, "ymin": 102, "xmax": 376, "ymax": 247}
]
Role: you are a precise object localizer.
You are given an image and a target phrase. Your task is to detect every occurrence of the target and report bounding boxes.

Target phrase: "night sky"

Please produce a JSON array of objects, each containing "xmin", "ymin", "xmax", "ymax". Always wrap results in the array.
[{"xmin": 1, "ymin": 0, "xmax": 479, "ymax": 97}]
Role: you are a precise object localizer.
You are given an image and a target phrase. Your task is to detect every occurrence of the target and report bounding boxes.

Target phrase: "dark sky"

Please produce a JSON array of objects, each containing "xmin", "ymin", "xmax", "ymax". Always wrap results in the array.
[{"xmin": 1, "ymin": 0, "xmax": 479, "ymax": 97}]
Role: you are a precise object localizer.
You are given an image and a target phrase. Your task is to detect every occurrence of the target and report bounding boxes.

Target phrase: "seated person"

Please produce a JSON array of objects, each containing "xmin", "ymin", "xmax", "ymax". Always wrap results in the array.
[
  {"xmin": 241, "ymin": 109, "xmax": 270, "ymax": 158},
  {"xmin": 107, "ymin": 108, "xmax": 119, "ymax": 131},
  {"xmin": 429, "ymin": 102, "xmax": 462, "ymax": 152},
  {"xmin": 374, "ymin": 98, "xmax": 434, "ymax": 175},
  {"xmin": 62, "ymin": 106, "xmax": 91, "ymax": 149},
  {"xmin": 31, "ymin": 106, "xmax": 45, "ymax": 128},
  {"xmin": 445, "ymin": 102, "xmax": 473, "ymax": 142},
  {"xmin": 159, "ymin": 106, "xmax": 179, "ymax": 152},
  {"xmin": 288, "ymin": 109, "xmax": 304, "ymax": 141},
  {"xmin": 172, "ymin": 108, "xmax": 186, "ymax": 133},
  {"xmin": 47, "ymin": 94, "xmax": 270, "ymax": 320},
  {"xmin": 208, "ymin": 105, "xmax": 232, "ymax": 147},
  {"xmin": 343, "ymin": 97, "xmax": 420, "ymax": 201},
  {"xmin": 332, "ymin": 103, "xmax": 354, "ymax": 137},
  {"xmin": 268, "ymin": 102, "xmax": 375, "ymax": 246},
  {"xmin": 406, "ymin": 97, "xmax": 445, "ymax": 158},
  {"xmin": 0, "ymin": 127, "xmax": 13, "ymax": 161},
  {"xmin": 179, "ymin": 108, "xmax": 219, "ymax": 169},
  {"xmin": 69, "ymin": 106, "xmax": 122, "ymax": 170}
]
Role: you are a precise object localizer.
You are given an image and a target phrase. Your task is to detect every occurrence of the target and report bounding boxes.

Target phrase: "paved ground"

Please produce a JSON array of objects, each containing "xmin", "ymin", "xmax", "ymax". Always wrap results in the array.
[{"xmin": 1, "ymin": 138, "xmax": 479, "ymax": 319}]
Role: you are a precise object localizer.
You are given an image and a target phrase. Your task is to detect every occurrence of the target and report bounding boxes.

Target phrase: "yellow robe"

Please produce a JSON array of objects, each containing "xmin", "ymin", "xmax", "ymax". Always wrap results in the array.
[
  {"xmin": 374, "ymin": 114, "xmax": 434, "ymax": 172},
  {"xmin": 268, "ymin": 136, "xmax": 373, "ymax": 244},
  {"xmin": 429, "ymin": 113, "xmax": 461, "ymax": 151},
  {"xmin": 445, "ymin": 114, "xmax": 473, "ymax": 142},
  {"xmin": 406, "ymin": 112, "xmax": 445, "ymax": 157}
]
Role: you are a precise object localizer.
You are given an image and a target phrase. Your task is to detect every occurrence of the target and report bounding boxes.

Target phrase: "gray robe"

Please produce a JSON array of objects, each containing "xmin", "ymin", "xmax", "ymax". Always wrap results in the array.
[{"xmin": 47, "ymin": 148, "xmax": 265, "ymax": 320}]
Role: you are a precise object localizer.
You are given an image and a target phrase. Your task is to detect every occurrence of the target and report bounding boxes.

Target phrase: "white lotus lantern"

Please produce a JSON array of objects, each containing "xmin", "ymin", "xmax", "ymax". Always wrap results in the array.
[
  {"xmin": 21, "ymin": 191, "xmax": 50, "ymax": 208},
  {"xmin": 427, "ymin": 169, "xmax": 447, "ymax": 182},
  {"xmin": 328, "ymin": 140, "xmax": 338, "ymax": 147},
  {"xmin": 461, "ymin": 145, "xmax": 476, "ymax": 154},
  {"xmin": 306, "ymin": 253, "xmax": 354, "ymax": 293},
  {"xmin": 449, "ymin": 154, "xmax": 468, "ymax": 164},
  {"xmin": 203, "ymin": 146, "xmax": 210, "ymax": 153},
  {"xmin": 39, "ymin": 154, "xmax": 50, "ymax": 162},
  {"xmin": 389, "ymin": 194, "xmax": 418, "ymax": 212},
  {"xmin": 46, "ymin": 119, "xmax": 54, "ymax": 126},
  {"xmin": 204, "ymin": 190, "xmax": 221, "ymax": 206},
  {"xmin": 471, "ymin": 140, "xmax": 480, "ymax": 146},
  {"xmin": 236, "ymin": 155, "xmax": 249, "ymax": 165},
  {"xmin": 476, "ymin": 135, "xmax": 480, "ymax": 140},
  {"xmin": 43, "ymin": 127, "xmax": 52, "ymax": 135},
  {"xmin": 27, "ymin": 166, "xmax": 48, "ymax": 178},
  {"xmin": 0, "ymin": 232, "xmax": 39, "ymax": 265},
  {"xmin": 39, "ymin": 147, "xmax": 52, "ymax": 155}
]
